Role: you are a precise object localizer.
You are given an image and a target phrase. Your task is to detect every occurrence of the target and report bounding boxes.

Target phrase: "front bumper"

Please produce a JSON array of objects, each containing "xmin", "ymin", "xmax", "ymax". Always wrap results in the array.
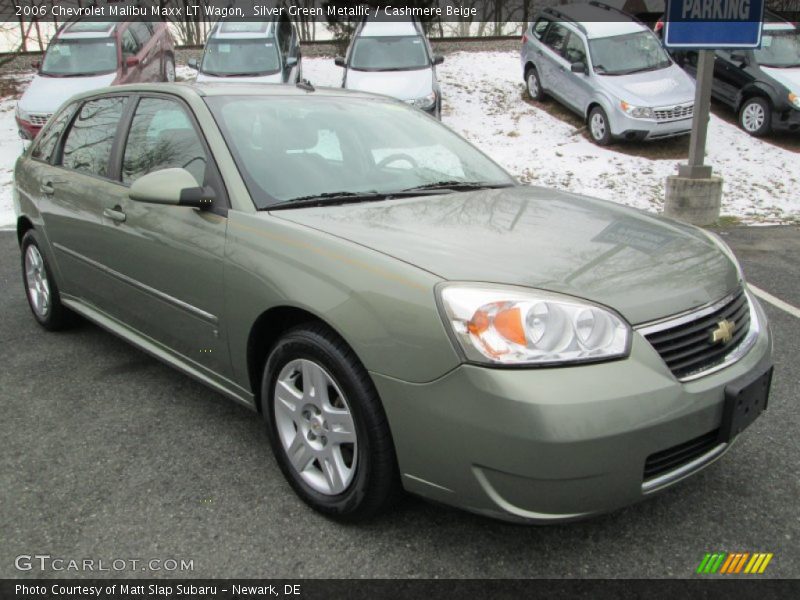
[
  {"xmin": 610, "ymin": 111, "xmax": 692, "ymax": 141},
  {"xmin": 373, "ymin": 295, "xmax": 772, "ymax": 523},
  {"xmin": 772, "ymin": 107, "xmax": 800, "ymax": 132}
]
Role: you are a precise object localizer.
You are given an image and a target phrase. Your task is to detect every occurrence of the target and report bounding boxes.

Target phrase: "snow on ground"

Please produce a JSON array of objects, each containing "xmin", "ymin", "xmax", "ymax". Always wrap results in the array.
[{"xmin": 1, "ymin": 51, "xmax": 799, "ymax": 230}]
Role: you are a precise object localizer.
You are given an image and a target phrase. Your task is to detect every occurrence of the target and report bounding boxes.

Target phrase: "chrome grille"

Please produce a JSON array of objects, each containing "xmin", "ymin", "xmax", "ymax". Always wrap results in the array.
[
  {"xmin": 29, "ymin": 113, "xmax": 52, "ymax": 126},
  {"xmin": 654, "ymin": 103, "xmax": 693, "ymax": 121},
  {"xmin": 641, "ymin": 288, "xmax": 751, "ymax": 380}
]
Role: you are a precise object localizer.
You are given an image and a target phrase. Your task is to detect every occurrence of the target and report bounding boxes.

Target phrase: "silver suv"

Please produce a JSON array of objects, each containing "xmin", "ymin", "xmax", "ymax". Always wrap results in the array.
[{"xmin": 521, "ymin": 2, "xmax": 696, "ymax": 145}]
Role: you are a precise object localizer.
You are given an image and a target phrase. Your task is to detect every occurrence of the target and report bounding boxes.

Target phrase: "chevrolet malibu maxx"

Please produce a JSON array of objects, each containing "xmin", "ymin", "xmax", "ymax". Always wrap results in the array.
[{"xmin": 14, "ymin": 83, "xmax": 772, "ymax": 522}]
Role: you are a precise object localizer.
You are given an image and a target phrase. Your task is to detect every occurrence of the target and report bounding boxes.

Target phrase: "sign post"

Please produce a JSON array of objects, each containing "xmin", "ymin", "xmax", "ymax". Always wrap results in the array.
[{"xmin": 662, "ymin": 0, "xmax": 765, "ymax": 225}]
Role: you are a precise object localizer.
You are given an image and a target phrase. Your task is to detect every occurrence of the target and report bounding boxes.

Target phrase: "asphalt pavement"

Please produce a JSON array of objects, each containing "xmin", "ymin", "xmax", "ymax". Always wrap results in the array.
[{"xmin": 1, "ymin": 226, "xmax": 798, "ymax": 579}]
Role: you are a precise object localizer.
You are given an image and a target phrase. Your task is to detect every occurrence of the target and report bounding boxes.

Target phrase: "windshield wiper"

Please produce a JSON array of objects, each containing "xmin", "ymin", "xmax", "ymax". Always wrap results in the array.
[
  {"xmin": 263, "ymin": 191, "xmax": 397, "ymax": 210},
  {"xmin": 402, "ymin": 181, "xmax": 514, "ymax": 192},
  {"xmin": 263, "ymin": 184, "xmax": 491, "ymax": 210}
]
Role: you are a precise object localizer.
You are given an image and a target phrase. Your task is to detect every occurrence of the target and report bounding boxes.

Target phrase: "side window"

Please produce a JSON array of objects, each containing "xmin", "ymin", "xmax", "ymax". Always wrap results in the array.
[
  {"xmin": 61, "ymin": 97, "xmax": 126, "ymax": 178},
  {"xmin": 129, "ymin": 21, "xmax": 152, "ymax": 46},
  {"xmin": 564, "ymin": 33, "xmax": 587, "ymax": 65},
  {"xmin": 542, "ymin": 23, "xmax": 568, "ymax": 55},
  {"xmin": 122, "ymin": 97, "xmax": 208, "ymax": 186},
  {"xmin": 121, "ymin": 29, "xmax": 141, "ymax": 57},
  {"xmin": 31, "ymin": 104, "xmax": 76, "ymax": 163},
  {"xmin": 532, "ymin": 18, "xmax": 550, "ymax": 40}
]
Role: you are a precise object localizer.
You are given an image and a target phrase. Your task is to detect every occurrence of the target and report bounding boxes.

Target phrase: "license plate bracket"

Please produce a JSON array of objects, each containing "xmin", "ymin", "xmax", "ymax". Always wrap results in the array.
[{"xmin": 720, "ymin": 366, "xmax": 773, "ymax": 443}]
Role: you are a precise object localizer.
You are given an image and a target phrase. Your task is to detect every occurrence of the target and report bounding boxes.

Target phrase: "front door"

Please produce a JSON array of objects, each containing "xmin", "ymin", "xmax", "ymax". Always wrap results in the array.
[{"xmin": 100, "ymin": 95, "xmax": 232, "ymax": 378}]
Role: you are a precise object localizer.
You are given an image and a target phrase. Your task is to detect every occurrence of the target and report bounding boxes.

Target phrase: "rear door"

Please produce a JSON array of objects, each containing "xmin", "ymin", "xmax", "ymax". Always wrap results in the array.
[
  {"xmin": 539, "ymin": 22, "xmax": 570, "ymax": 100},
  {"xmin": 41, "ymin": 95, "xmax": 130, "ymax": 310}
]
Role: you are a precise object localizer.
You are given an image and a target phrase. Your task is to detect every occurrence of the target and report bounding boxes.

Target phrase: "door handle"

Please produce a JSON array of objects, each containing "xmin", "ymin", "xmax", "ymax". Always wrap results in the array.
[
  {"xmin": 103, "ymin": 207, "xmax": 127, "ymax": 223},
  {"xmin": 41, "ymin": 182, "xmax": 55, "ymax": 195},
  {"xmin": 536, "ymin": 50, "xmax": 543, "ymax": 56}
]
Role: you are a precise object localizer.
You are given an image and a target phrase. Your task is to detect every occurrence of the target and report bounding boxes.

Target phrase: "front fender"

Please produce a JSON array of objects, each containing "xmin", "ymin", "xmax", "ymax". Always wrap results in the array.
[{"xmin": 223, "ymin": 211, "xmax": 461, "ymax": 391}]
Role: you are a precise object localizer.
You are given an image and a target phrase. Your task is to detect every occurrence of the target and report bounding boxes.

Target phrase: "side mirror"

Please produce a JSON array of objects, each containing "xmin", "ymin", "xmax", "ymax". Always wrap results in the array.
[
  {"xmin": 729, "ymin": 52, "xmax": 748, "ymax": 66},
  {"xmin": 286, "ymin": 56, "xmax": 298, "ymax": 69},
  {"xmin": 432, "ymin": 54, "xmax": 445, "ymax": 66},
  {"xmin": 571, "ymin": 61, "xmax": 587, "ymax": 74},
  {"xmin": 334, "ymin": 56, "xmax": 346, "ymax": 67},
  {"xmin": 31, "ymin": 60, "xmax": 41, "ymax": 70},
  {"xmin": 187, "ymin": 58, "xmax": 199, "ymax": 70},
  {"xmin": 129, "ymin": 168, "xmax": 215, "ymax": 209},
  {"xmin": 125, "ymin": 56, "xmax": 140, "ymax": 68}
]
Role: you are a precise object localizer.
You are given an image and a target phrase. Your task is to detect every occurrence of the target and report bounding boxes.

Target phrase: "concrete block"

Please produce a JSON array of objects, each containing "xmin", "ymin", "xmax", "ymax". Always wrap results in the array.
[{"xmin": 664, "ymin": 175, "xmax": 723, "ymax": 226}]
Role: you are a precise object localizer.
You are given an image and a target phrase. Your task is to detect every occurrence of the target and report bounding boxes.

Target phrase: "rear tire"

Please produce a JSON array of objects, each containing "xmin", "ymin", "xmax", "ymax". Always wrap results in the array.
[
  {"xmin": 20, "ymin": 230, "xmax": 74, "ymax": 331},
  {"xmin": 739, "ymin": 97, "xmax": 771, "ymax": 137},
  {"xmin": 588, "ymin": 106, "xmax": 613, "ymax": 146},
  {"xmin": 525, "ymin": 66, "xmax": 545, "ymax": 101},
  {"xmin": 262, "ymin": 323, "xmax": 399, "ymax": 521}
]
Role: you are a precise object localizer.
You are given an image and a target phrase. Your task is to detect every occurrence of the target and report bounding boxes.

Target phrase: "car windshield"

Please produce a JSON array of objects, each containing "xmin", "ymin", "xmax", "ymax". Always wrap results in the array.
[
  {"xmin": 350, "ymin": 36, "xmax": 430, "ymax": 71},
  {"xmin": 754, "ymin": 30, "xmax": 800, "ymax": 67},
  {"xmin": 588, "ymin": 31, "xmax": 672, "ymax": 75},
  {"xmin": 201, "ymin": 39, "xmax": 281, "ymax": 76},
  {"xmin": 206, "ymin": 95, "xmax": 515, "ymax": 208},
  {"xmin": 40, "ymin": 38, "xmax": 117, "ymax": 76}
]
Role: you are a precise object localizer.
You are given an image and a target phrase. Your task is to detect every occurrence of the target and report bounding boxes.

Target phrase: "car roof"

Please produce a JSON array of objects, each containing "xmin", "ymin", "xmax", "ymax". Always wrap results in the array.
[
  {"xmin": 359, "ymin": 19, "xmax": 420, "ymax": 37},
  {"xmin": 64, "ymin": 82, "xmax": 389, "ymax": 104},
  {"xmin": 58, "ymin": 20, "xmax": 117, "ymax": 40},
  {"xmin": 210, "ymin": 20, "xmax": 275, "ymax": 39},
  {"xmin": 545, "ymin": 3, "xmax": 647, "ymax": 39}
]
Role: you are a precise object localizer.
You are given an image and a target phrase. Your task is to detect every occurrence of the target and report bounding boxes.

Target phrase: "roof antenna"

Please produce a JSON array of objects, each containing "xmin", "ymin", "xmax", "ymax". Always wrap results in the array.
[{"xmin": 296, "ymin": 79, "xmax": 315, "ymax": 92}]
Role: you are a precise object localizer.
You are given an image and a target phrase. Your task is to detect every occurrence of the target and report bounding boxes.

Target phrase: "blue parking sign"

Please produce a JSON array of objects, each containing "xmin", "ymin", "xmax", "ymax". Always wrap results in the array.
[{"xmin": 664, "ymin": 0, "xmax": 765, "ymax": 49}]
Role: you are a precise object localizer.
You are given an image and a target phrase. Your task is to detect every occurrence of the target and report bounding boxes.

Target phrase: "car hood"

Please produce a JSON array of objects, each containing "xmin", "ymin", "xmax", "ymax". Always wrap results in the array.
[
  {"xmin": 195, "ymin": 71, "xmax": 283, "ymax": 84},
  {"xmin": 272, "ymin": 186, "xmax": 739, "ymax": 325},
  {"xmin": 345, "ymin": 67, "xmax": 433, "ymax": 101},
  {"xmin": 761, "ymin": 66, "xmax": 800, "ymax": 94},
  {"xmin": 600, "ymin": 64, "xmax": 695, "ymax": 106},
  {"xmin": 18, "ymin": 73, "xmax": 117, "ymax": 114}
]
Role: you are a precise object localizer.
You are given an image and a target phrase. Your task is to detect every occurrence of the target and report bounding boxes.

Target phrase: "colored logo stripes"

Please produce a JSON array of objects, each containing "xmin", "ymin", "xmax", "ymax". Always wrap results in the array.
[{"xmin": 697, "ymin": 552, "xmax": 773, "ymax": 574}]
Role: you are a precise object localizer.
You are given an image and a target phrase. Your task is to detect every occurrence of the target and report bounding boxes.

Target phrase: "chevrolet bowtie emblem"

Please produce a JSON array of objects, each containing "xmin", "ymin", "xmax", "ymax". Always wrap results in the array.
[{"xmin": 710, "ymin": 319, "xmax": 736, "ymax": 344}]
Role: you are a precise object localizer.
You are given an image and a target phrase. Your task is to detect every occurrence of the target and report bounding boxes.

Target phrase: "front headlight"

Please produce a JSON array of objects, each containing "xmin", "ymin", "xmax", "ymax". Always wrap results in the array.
[
  {"xmin": 409, "ymin": 92, "xmax": 437, "ymax": 110},
  {"xmin": 438, "ymin": 284, "xmax": 630, "ymax": 366},
  {"xmin": 789, "ymin": 92, "xmax": 800, "ymax": 110},
  {"xmin": 620, "ymin": 101, "xmax": 654, "ymax": 119}
]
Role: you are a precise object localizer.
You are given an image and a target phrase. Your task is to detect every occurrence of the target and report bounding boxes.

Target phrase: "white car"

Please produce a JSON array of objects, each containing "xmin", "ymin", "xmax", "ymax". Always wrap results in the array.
[
  {"xmin": 335, "ymin": 18, "xmax": 444, "ymax": 119},
  {"xmin": 189, "ymin": 19, "xmax": 302, "ymax": 84}
]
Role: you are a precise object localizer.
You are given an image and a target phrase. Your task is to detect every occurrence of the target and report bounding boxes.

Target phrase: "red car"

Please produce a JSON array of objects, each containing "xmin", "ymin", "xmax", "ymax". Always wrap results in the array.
[{"xmin": 16, "ymin": 19, "xmax": 175, "ymax": 140}]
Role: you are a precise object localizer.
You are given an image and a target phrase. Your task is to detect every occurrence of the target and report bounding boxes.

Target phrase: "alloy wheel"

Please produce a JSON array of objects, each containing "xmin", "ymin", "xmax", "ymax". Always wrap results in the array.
[
  {"xmin": 24, "ymin": 245, "xmax": 50, "ymax": 318},
  {"xmin": 273, "ymin": 359, "xmax": 357, "ymax": 496},
  {"xmin": 527, "ymin": 72, "xmax": 539, "ymax": 99},
  {"xmin": 590, "ymin": 112, "xmax": 606, "ymax": 140},
  {"xmin": 741, "ymin": 102, "xmax": 765, "ymax": 133}
]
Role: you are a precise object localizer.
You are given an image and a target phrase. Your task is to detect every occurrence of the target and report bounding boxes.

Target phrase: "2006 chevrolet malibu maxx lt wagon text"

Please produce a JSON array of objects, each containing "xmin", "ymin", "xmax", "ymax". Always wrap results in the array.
[{"xmin": 13, "ymin": 83, "xmax": 773, "ymax": 523}]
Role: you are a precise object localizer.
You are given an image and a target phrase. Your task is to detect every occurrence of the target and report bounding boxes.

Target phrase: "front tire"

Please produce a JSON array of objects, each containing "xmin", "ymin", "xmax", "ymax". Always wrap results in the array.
[
  {"xmin": 589, "ymin": 106, "xmax": 613, "ymax": 145},
  {"xmin": 525, "ymin": 66, "xmax": 545, "ymax": 101},
  {"xmin": 262, "ymin": 324, "xmax": 399, "ymax": 521},
  {"xmin": 20, "ymin": 230, "xmax": 73, "ymax": 331},
  {"xmin": 739, "ymin": 97, "xmax": 771, "ymax": 137},
  {"xmin": 163, "ymin": 54, "xmax": 176, "ymax": 82}
]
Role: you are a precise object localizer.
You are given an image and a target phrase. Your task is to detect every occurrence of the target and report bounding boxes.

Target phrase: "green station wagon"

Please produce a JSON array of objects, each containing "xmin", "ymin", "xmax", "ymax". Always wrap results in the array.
[{"xmin": 14, "ymin": 83, "xmax": 773, "ymax": 522}]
